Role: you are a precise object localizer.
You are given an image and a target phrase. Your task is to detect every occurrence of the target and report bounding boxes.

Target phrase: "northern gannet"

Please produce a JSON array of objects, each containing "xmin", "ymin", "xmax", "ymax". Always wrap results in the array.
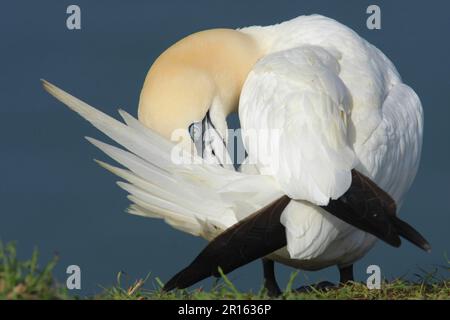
[{"xmin": 43, "ymin": 14, "xmax": 429, "ymax": 295}]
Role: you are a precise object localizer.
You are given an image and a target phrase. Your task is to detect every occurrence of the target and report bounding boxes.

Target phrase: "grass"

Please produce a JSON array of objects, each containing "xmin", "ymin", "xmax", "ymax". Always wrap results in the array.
[
  {"xmin": 0, "ymin": 242, "xmax": 68, "ymax": 300},
  {"xmin": 1, "ymin": 241, "xmax": 449, "ymax": 300}
]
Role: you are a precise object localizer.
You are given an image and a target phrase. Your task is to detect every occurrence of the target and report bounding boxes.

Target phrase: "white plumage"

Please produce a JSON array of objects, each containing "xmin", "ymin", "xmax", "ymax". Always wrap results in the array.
[
  {"xmin": 239, "ymin": 46, "xmax": 356, "ymax": 204},
  {"xmin": 43, "ymin": 14, "xmax": 423, "ymax": 275},
  {"xmin": 238, "ymin": 15, "xmax": 423, "ymax": 268},
  {"xmin": 43, "ymin": 79, "xmax": 284, "ymax": 240}
]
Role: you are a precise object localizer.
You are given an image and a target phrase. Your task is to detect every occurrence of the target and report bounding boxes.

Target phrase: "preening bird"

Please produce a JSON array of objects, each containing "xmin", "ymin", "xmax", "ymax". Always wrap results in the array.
[{"xmin": 43, "ymin": 14, "xmax": 429, "ymax": 295}]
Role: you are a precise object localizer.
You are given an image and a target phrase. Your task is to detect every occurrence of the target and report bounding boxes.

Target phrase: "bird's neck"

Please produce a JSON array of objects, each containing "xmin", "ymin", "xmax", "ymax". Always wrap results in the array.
[
  {"xmin": 138, "ymin": 29, "xmax": 264, "ymax": 140},
  {"xmin": 162, "ymin": 28, "xmax": 264, "ymax": 114}
]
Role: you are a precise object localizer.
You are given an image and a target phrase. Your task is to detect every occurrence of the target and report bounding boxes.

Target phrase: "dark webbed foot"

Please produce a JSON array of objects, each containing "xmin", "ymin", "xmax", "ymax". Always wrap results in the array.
[
  {"xmin": 262, "ymin": 262, "xmax": 355, "ymax": 294},
  {"xmin": 296, "ymin": 264, "xmax": 355, "ymax": 292},
  {"xmin": 295, "ymin": 280, "xmax": 336, "ymax": 293}
]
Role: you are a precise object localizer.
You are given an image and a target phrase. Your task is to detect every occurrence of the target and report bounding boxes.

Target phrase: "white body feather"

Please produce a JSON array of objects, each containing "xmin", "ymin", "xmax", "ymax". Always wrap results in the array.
[
  {"xmin": 239, "ymin": 15, "xmax": 423, "ymax": 267},
  {"xmin": 44, "ymin": 14, "xmax": 423, "ymax": 272}
]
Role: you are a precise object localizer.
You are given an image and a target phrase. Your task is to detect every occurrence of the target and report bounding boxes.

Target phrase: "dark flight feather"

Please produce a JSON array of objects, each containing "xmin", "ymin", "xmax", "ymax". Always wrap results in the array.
[
  {"xmin": 163, "ymin": 170, "xmax": 430, "ymax": 291},
  {"xmin": 163, "ymin": 195, "xmax": 291, "ymax": 291},
  {"xmin": 321, "ymin": 170, "xmax": 430, "ymax": 251}
]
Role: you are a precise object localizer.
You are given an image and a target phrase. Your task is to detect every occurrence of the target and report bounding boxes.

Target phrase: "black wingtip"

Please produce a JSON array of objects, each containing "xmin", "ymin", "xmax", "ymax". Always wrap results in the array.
[
  {"xmin": 162, "ymin": 272, "xmax": 184, "ymax": 292},
  {"xmin": 392, "ymin": 217, "xmax": 431, "ymax": 253},
  {"xmin": 162, "ymin": 263, "xmax": 211, "ymax": 292},
  {"xmin": 389, "ymin": 235, "xmax": 402, "ymax": 248},
  {"xmin": 162, "ymin": 276, "xmax": 178, "ymax": 292},
  {"xmin": 163, "ymin": 195, "xmax": 291, "ymax": 291},
  {"xmin": 163, "ymin": 270, "xmax": 189, "ymax": 292}
]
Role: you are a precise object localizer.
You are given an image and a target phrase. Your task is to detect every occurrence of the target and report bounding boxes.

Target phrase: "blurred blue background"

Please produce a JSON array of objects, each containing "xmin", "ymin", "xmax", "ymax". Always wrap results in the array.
[{"xmin": 0, "ymin": 0, "xmax": 448, "ymax": 296}]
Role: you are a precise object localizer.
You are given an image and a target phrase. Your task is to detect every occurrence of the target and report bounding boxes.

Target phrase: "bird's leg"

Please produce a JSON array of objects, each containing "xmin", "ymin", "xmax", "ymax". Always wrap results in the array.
[
  {"xmin": 296, "ymin": 264, "xmax": 354, "ymax": 293},
  {"xmin": 262, "ymin": 258, "xmax": 282, "ymax": 297},
  {"xmin": 339, "ymin": 264, "xmax": 354, "ymax": 284}
]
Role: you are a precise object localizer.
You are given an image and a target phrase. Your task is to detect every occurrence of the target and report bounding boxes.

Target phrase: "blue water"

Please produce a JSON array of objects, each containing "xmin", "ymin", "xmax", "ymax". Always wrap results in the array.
[{"xmin": 0, "ymin": 1, "xmax": 449, "ymax": 296}]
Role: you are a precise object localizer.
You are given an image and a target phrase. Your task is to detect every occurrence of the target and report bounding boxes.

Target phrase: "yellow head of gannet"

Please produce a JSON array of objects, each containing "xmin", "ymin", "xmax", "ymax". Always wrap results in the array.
[{"xmin": 137, "ymin": 29, "xmax": 262, "ymax": 155}]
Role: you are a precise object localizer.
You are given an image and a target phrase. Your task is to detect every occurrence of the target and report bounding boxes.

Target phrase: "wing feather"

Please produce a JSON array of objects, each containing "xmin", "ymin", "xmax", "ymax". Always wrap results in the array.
[{"xmin": 240, "ymin": 46, "xmax": 356, "ymax": 205}]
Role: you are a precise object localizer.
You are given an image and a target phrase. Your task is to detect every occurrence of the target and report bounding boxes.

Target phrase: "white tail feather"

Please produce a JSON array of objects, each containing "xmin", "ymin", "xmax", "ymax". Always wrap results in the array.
[{"xmin": 42, "ymin": 80, "xmax": 281, "ymax": 239}]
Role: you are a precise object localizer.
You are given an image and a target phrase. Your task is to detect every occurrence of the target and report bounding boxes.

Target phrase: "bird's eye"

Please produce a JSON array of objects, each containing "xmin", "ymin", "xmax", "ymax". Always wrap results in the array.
[
  {"xmin": 189, "ymin": 121, "xmax": 205, "ymax": 157},
  {"xmin": 189, "ymin": 121, "xmax": 203, "ymax": 143},
  {"xmin": 188, "ymin": 123, "xmax": 195, "ymax": 140}
]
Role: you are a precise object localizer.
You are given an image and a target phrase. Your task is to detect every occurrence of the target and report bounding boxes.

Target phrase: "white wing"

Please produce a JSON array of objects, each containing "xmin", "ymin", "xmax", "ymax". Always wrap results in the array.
[
  {"xmin": 240, "ymin": 46, "xmax": 356, "ymax": 206},
  {"xmin": 355, "ymin": 83, "xmax": 423, "ymax": 206},
  {"xmin": 239, "ymin": 18, "xmax": 423, "ymax": 262}
]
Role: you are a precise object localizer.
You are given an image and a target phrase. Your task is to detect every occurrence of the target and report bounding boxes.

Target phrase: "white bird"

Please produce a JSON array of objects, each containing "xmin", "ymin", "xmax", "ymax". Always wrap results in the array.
[{"xmin": 43, "ymin": 14, "xmax": 429, "ymax": 295}]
